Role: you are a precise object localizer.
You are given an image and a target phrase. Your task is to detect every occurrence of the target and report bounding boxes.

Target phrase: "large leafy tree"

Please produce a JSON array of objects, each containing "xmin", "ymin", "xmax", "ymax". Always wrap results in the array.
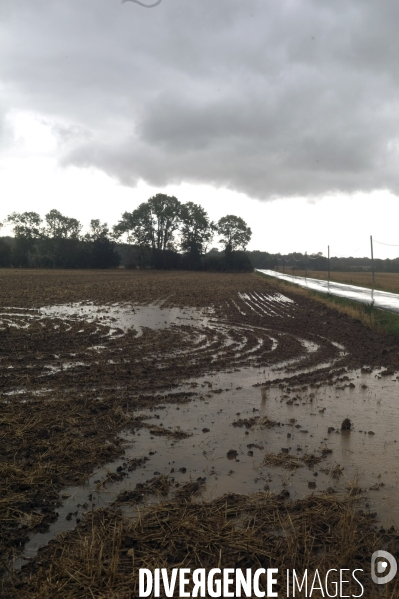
[
  {"xmin": 180, "ymin": 202, "xmax": 215, "ymax": 265},
  {"xmin": 8, "ymin": 211, "xmax": 42, "ymax": 240},
  {"xmin": 7, "ymin": 212, "xmax": 43, "ymax": 266},
  {"xmin": 147, "ymin": 193, "xmax": 181, "ymax": 252},
  {"xmin": 114, "ymin": 195, "xmax": 181, "ymax": 251},
  {"xmin": 113, "ymin": 204, "xmax": 155, "ymax": 267},
  {"xmin": 41, "ymin": 210, "xmax": 82, "ymax": 267},
  {"xmin": 114, "ymin": 206, "xmax": 152, "ymax": 247},
  {"xmin": 44, "ymin": 209, "xmax": 82, "ymax": 240},
  {"xmin": 114, "ymin": 194, "xmax": 181, "ymax": 267},
  {"xmin": 86, "ymin": 219, "xmax": 111, "ymax": 241},
  {"xmin": 217, "ymin": 215, "xmax": 252, "ymax": 253}
]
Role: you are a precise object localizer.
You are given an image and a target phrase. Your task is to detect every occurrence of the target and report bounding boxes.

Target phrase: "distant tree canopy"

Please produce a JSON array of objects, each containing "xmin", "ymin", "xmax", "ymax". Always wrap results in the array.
[
  {"xmin": 179, "ymin": 202, "xmax": 216, "ymax": 268},
  {"xmin": 2, "ymin": 196, "xmax": 253, "ymax": 271},
  {"xmin": 113, "ymin": 194, "xmax": 252, "ymax": 271},
  {"xmin": 5, "ymin": 210, "xmax": 120, "ymax": 269},
  {"xmin": 113, "ymin": 194, "xmax": 183, "ymax": 268},
  {"xmin": 217, "ymin": 215, "xmax": 252, "ymax": 253}
]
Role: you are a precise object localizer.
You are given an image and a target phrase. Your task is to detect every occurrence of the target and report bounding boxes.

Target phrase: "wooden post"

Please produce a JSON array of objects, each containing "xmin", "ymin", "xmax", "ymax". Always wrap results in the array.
[
  {"xmin": 370, "ymin": 235, "xmax": 375, "ymax": 286},
  {"xmin": 328, "ymin": 245, "xmax": 330, "ymax": 281}
]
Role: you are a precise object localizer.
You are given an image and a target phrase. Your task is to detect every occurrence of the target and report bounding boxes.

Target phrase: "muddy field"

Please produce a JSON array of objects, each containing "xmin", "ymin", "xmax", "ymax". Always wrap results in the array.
[{"xmin": 1, "ymin": 269, "xmax": 399, "ymax": 598}]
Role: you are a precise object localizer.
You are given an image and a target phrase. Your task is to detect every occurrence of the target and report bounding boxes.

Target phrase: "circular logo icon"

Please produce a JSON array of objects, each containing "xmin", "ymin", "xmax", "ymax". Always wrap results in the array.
[{"xmin": 371, "ymin": 551, "xmax": 397, "ymax": 585}]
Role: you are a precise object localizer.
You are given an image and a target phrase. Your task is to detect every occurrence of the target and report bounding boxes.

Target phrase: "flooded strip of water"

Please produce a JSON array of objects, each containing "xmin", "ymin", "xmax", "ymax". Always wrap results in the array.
[{"xmin": 257, "ymin": 269, "xmax": 399, "ymax": 313}]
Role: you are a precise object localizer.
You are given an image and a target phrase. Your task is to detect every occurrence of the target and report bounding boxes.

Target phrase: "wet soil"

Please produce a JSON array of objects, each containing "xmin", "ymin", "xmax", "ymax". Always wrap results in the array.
[{"xmin": 1, "ymin": 269, "xmax": 399, "ymax": 593}]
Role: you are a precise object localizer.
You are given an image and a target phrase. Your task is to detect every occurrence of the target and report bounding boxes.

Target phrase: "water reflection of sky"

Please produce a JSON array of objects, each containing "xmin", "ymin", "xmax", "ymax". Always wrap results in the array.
[
  {"xmin": 14, "ymin": 366, "xmax": 399, "ymax": 570},
  {"xmin": 39, "ymin": 302, "xmax": 210, "ymax": 336},
  {"xmin": 257, "ymin": 270, "xmax": 399, "ymax": 313}
]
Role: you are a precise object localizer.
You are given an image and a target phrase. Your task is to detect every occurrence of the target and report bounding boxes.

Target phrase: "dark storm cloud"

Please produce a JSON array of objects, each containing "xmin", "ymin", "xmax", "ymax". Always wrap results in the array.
[{"xmin": 2, "ymin": 0, "xmax": 399, "ymax": 199}]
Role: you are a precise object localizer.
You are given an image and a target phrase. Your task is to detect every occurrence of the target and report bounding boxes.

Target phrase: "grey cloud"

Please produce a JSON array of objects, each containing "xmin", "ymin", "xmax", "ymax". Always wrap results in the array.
[
  {"xmin": 0, "ymin": 109, "xmax": 14, "ymax": 151},
  {"xmin": 2, "ymin": 0, "xmax": 399, "ymax": 199},
  {"xmin": 46, "ymin": 121, "xmax": 93, "ymax": 149}
]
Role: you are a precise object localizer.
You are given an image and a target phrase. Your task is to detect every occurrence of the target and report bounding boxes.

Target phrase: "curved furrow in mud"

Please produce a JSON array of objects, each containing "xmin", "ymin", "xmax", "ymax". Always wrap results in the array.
[
  {"xmin": 1, "ymin": 291, "xmax": 345, "ymax": 397},
  {"xmin": 242, "ymin": 293, "xmax": 282, "ymax": 318}
]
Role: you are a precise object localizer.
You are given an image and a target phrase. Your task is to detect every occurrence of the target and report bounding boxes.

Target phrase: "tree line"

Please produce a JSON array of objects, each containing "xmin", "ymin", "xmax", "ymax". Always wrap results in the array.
[
  {"xmin": 0, "ymin": 210, "xmax": 120, "ymax": 269},
  {"xmin": 0, "ymin": 194, "xmax": 253, "ymax": 271}
]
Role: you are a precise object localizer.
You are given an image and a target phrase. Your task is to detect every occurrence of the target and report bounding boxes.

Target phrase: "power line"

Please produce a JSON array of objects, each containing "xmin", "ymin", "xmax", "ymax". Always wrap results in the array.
[
  {"xmin": 276, "ymin": 253, "xmax": 304, "ymax": 262},
  {"xmin": 349, "ymin": 246, "xmax": 363, "ymax": 255},
  {"xmin": 373, "ymin": 239, "xmax": 399, "ymax": 247},
  {"xmin": 273, "ymin": 238, "xmax": 399, "ymax": 260},
  {"xmin": 122, "ymin": 0, "xmax": 163, "ymax": 7}
]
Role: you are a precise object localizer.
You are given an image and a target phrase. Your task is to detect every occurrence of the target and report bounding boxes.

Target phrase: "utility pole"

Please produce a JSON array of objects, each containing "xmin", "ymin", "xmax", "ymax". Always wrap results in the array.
[
  {"xmin": 370, "ymin": 235, "xmax": 375, "ymax": 286},
  {"xmin": 328, "ymin": 245, "xmax": 330, "ymax": 281},
  {"xmin": 305, "ymin": 251, "xmax": 307, "ymax": 278}
]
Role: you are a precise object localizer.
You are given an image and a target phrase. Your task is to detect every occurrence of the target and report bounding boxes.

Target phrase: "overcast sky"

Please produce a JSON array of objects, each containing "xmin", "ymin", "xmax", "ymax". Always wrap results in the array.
[{"xmin": 1, "ymin": 0, "xmax": 399, "ymax": 258}]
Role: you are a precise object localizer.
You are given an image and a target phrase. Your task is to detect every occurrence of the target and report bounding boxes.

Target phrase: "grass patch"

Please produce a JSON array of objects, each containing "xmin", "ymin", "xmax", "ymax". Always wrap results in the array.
[{"xmin": 309, "ymin": 290, "xmax": 399, "ymax": 339}]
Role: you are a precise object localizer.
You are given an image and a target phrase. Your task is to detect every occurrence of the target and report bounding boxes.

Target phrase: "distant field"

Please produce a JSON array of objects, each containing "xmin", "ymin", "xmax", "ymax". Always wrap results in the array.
[{"xmin": 275, "ymin": 269, "xmax": 399, "ymax": 294}]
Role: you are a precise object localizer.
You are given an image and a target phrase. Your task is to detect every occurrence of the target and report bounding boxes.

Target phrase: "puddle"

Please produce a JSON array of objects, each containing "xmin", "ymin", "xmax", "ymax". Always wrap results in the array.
[
  {"xmin": 39, "ymin": 302, "xmax": 213, "ymax": 337},
  {"xmin": 0, "ymin": 302, "xmax": 213, "ymax": 337},
  {"xmin": 14, "ymin": 364, "xmax": 399, "ymax": 569},
  {"xmin": 258, "ymin": 269, "xmax": 399, "ymax": 314},
  {"xmin": 0, "ymin": 302, "xmax": 213, "ymax": 382}
]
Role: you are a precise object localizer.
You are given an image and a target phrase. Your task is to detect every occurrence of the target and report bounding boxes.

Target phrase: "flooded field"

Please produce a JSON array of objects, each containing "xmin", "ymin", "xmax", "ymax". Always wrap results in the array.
[
  {"xmin": 258, "ymin": 269, "xmax": 399, "ymax": 314},
  {"xmin": 1, "ymin": 270, "xmax": 399, "ymax": 598},
  {"xmin": 273, "ymin": 269, "xmax": 399, "ymax": 295}
]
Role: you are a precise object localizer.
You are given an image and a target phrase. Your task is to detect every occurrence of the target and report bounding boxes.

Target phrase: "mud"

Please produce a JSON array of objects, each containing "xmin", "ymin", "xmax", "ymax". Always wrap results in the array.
[{"xmin": 0, "ymin": 269, "xmax": 398, "ymax": 583}]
